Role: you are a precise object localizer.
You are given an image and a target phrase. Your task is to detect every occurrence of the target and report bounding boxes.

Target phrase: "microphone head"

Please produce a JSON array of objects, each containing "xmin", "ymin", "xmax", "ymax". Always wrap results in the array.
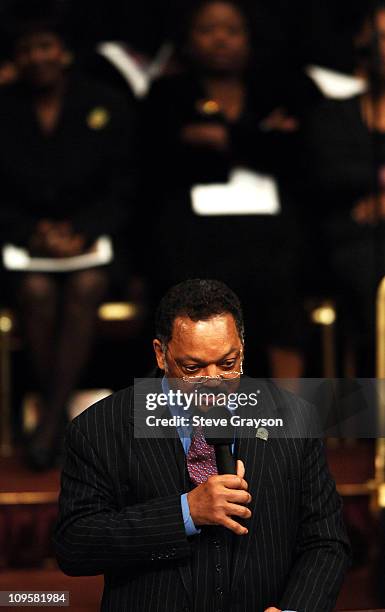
[{"xmin": 201, "ymin": 404, "xmax": 234, "ymax": 446}]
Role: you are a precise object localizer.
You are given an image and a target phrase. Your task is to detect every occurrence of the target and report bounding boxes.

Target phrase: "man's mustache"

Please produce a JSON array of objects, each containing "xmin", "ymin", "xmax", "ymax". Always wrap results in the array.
[{"xmin": 196, "ymin": 385, "xmax": 229, "ymax": 396}]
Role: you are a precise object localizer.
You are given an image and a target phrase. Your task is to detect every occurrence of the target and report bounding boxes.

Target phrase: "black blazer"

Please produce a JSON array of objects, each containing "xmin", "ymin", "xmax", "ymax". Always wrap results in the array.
[
  {"xmin": 0, "ymin": 72, "xmax": 135, "ymax": 248},
  {"xmin": 54, "ymin": 380, "xmax": 351, "ymax": 612},
  {"xmin": 300, "ymin": 95, "xmax": 381, "ymax": 214}
]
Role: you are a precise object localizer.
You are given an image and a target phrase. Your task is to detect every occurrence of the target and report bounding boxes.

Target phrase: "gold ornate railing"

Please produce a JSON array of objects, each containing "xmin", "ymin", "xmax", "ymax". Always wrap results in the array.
[
  {"xmin": 376, "ymin": 278, "xmax": 385, "ymax": 508},
  {"xmin": 0, "ymin": 310, "xmax": 13, "ymax": 457}
]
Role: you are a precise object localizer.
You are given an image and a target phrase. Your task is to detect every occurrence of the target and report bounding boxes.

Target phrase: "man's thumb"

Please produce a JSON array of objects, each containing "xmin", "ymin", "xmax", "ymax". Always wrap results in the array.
[{"xmin": 236, "ymin": 459, "xmax": 245, "ymax": 479}]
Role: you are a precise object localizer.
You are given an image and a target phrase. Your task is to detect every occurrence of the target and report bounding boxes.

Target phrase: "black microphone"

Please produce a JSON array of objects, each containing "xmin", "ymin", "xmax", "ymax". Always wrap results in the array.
[
  {"xmin": 202, "ymin": 405, "xmax": 236, "ymax": 475},
  {"xmin": 203, "ymin": 405, "xmax": 247, "ymax": 532},
  {"xmin": 210, "ymin": 442, "xmax": 236, "ymax": 475}
]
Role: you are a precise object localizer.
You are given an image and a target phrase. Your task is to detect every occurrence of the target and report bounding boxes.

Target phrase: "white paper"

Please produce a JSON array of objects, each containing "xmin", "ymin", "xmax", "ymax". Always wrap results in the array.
[
  {"xmin": 2, "ymin": 235, "xmax": 113, "ymax": 272},
  {"xmin": 191, "ymin": 167, "xmax": 281, "ymax": 216},
  {"xmin": 305, "ymin": 64, "xmax": 367, "ymax": 99}
]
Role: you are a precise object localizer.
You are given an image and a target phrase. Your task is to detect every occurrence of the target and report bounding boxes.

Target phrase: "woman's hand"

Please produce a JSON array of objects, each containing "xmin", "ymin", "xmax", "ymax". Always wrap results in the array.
[
  {"xmin": 351, "ymin": 193, "xmax": 385, "ymax": 224},
  {"xmin": 30, "ymin": 219, "xmax": 86, "ymax": 257},
  {"xmin": 259, "ymin": 107, "xmax": 298, "ymax": 132},
  {"xmin": 180, "ymin": 122, "xmax": 229, "ymax": 151}
]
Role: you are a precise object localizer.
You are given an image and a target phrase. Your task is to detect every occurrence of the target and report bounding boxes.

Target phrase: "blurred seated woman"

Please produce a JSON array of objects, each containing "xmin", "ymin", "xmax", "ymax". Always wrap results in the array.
[
  {"xmin": 300, "ymin": 1, "xmax": 385, "ymax": 375},
  {"xmin": 140, "ymin": 0, "xmax": 315, "ymax": 377},
  {"xmin": 0, "ymin": 17, "xmax": 135, "ymax": 469}
]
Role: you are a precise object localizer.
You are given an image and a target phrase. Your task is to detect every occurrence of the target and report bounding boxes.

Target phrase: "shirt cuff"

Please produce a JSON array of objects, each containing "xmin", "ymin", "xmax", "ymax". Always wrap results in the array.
[{"xmin": 181, "ymin": 493, "xmax": 201, "ymax": 536}]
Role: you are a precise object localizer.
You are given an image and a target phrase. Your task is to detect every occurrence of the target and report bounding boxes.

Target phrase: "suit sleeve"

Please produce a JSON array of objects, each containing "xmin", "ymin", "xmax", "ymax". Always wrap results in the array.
[
  {"xmin": 53, "ymin": 420, "xmax": 192, "ymax": 576},
  {"xmin": 278, "ymin": 438, "xmax": 351, "ymax": 612}
]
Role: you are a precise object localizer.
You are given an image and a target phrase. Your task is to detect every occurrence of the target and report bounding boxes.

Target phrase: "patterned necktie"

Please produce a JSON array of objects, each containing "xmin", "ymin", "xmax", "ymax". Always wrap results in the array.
[{"xmin": 186, "ymin": 423, "xmax": 218, "ymax": 485}]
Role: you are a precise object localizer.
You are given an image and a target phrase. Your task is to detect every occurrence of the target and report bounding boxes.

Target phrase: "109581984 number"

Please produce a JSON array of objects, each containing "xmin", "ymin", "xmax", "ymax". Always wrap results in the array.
[{"xmin": 0, "ymin": 591, "xmax": 69, "ymax": 606}]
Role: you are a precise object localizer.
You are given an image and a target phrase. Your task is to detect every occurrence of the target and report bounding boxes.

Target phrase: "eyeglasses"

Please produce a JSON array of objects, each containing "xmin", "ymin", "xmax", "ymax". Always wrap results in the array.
[{"xmin": 165, "ymin": 346, "xmax": 243, "ymax": 384}]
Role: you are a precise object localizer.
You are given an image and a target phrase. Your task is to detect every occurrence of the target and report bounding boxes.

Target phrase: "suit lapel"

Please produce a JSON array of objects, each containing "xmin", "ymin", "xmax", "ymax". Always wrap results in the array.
[
  {"xmin": 230, "ymin": 431, "xmax": 269, "ymax": 593},
  {"xmin": 229, "ymin": 379, "xmax": 279, "ymax": 593},
  {"xmin": 132, "ymin": 435, "xmax": 184, "ymax": 496},
  {"xmin": 172, "ymin": 434, "xmax": 193, "ymax": 492},
  {"xmin": 131, "ymin": 378, "xmax": 185, "ymax": 496}
]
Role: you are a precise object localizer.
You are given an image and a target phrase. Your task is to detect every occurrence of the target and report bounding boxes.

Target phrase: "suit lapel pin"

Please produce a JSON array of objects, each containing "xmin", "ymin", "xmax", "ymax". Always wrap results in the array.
[{"xmin": 256, "ymin": 427, "xmax": 269, "ymax": 441}]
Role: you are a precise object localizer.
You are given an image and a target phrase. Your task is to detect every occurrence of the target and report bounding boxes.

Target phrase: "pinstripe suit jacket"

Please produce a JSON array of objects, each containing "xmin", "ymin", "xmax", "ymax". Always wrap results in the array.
[{"xmin": 54, "ymin": 379, "xmax": 351, "ymax": 612}]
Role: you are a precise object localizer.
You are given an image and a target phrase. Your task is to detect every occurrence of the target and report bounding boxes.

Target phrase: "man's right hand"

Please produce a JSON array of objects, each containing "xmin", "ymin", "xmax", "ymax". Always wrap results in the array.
[{"xmin": 187, "ymin": 459, "xmax": 252, "ymax": 535}]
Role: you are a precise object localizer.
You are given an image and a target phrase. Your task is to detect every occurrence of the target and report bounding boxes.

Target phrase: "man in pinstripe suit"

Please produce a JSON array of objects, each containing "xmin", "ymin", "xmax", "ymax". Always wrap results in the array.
[{"xmin": 54, "ymin": 279, "xmax": 351, "ymax": 611}]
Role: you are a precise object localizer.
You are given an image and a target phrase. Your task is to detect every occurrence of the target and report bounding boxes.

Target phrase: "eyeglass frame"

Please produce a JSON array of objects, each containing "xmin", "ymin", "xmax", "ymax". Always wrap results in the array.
[{"xmin": 162, "ymin": 344, "xmax": 244, "ymax": 384}]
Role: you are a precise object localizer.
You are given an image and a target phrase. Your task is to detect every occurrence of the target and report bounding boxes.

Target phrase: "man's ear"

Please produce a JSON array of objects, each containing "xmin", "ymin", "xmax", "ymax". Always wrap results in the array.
[{"xmin": 153, "ymin": 339, "xmax": 166, "ymax": 371}]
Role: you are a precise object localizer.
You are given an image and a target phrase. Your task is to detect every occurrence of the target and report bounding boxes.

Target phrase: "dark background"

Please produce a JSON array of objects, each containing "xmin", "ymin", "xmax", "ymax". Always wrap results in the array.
[{"xmin": 0, "ymin": 0, "xmax": 373, "ymax": 71}]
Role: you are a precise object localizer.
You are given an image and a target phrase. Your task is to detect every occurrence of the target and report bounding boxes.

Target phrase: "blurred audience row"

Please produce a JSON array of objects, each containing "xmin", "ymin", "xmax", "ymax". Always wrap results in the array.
[{"xmin": 0, "ymin": 0, "xmax": 385, "ymax": 468}]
